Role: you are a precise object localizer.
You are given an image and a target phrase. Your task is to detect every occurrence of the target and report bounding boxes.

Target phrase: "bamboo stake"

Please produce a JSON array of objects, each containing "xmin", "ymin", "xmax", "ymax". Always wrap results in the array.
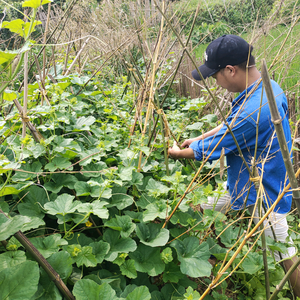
[
  {"xmin": 42, "ymin": 2, "xmax": 51, "ymax": 85},
  {"xmin": 199, "ymin": 167, "xmax": 300, "ymax": 299},
  {"xmin": 137, "ymin": 1, "xmax": 166, "ymax": 172},
  {"xmin": 261, "ymin": 59, "xmax": 300, "ymax": 213},
  {"xmin": 65, "ymin": 36, "xmax": 91, "ymax": 76},
  {"xmin": 22, "ymin": 51, "xmax": 28, "ymax": 140}
]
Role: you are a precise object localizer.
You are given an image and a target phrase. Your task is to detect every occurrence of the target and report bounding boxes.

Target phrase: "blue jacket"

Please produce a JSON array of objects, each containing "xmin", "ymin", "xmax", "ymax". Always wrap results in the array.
[{"xmin": 190, "ymin": 80, "xmax": 292, "ymax": 214}]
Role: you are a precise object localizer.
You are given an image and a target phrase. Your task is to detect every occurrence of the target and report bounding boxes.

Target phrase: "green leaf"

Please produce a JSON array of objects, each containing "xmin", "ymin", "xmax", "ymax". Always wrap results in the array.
[
  {"xmin": 146, "ymin": 178, "xmax": 170, "ymax": 197},
  {"xmin": 184, "ymin": 287, "xmax": 200, "ymax": 300},
  {"xmin": 104, "ymin": 229, "xmax": 137, "ymax": 261},
  {"xmin": 120, "ymin": 259, "xmax": 137, "ymax": 279},
  {"xmin": 0, "ymin": 214, "xmax": 31, "ymax": 240},
  {"xmin": 108, "ymin": 187, "xmax": 134, "ymax": 210},
  {"xmin": 126, "ymin": 286, "xmax": 151, "ymax": 300},
  {"xmin": 136, "ymin": 223, "xmax": 169, "ymax": 247},
  {"xmin": 45, "ymin": 156, "xmax": 72, "ymax": 172},
  {"xmin": 74, "ymin": 116, "xmax": 96, "ymax": 130},
  {"xmin": 161, "ymin": 247, "xmax": 173, "ymax": 264},
  {"xmin": 18, "ymin": 185, "xmax": 48, "ymax": 218},
  {"xmin": 44, "ymin": 194, "xmax": 80, "ymax": 216},
  {"xmin": 12, "ymin": 161, "xmax": 42, "ymax": 182},
  {"xmin": 89, "ymin": 241, "xmax": 110, "ymax": 264},
  {"xmin": 129, "ymin": 244, "xmax": 165, "ymax": 276},
  {"xmin": 0, "ymin": 50, "xmax": 17, "ymax": 65},
  {"xmin": 82, "ymin": 161, "xmax": 107, "ymax": 177},
  {"xmin": 0, "ymin": 251, "xmax": 26, "ymax": 269},
  {"xmin": 67, "ymin": 245, "xmax": 97, "ymax": 267},
  {"xmin": 241, "ymin": 252, "xmax": 264, "ymax": 274},
  {"xmin": 0, "ymin": 261, "xmax": 39, "ymax": 300},
  {"xmin": 0, "ymin": 185, "xmax": 21, "ymax": 196},
  {"xmin": 143, "ymin": 200, "xmax": 169, "ymax": 222},
  {"xmin": 44, "ymin": 174, "xmax": 78, "ymax": 193},
  {"xmin": 22, "ymin": 0, "xmax": 53, "ymax": 8},
  {"xmin": 77, "ymin": 200, "xmax": 109, "ymax": 219},
  {"xmin": 218, "ymin": 226, "xmax": 240, "ymax": 247},
  {"xmin": 3, "ymin": 90, "xmax": 18, "ymax": 102},
  {"xmin": 104, "ymin": 215, "xmax": 136, "ymax": 238},
  {"xmin": 47, "ymin": 251, "xmax": 73, "ymax": 281},
  {"xmin": 162, "ymin": 263, "xmax": 184, "ymax": 283},
  {"xmin": 118, "ymin": 166, "xmax": 134, "ymax": 181},
  {"xmin": 2, "ymin": 19, "xmax": 42, "ymax": 38},
  {"xmin": 29, "ymin": 234, "xmax": 68, "ymax": 258},
  {"xmin": 73, "ymin": 280, "xmax": 117, "ymax": 300},
  {"xmin": 186, "ymin": 122, "xmax": 204, "ymax": 130},
  {"xmin": 171, "ymin": 237, "xmax": 212, "ymax": 278},
  {"xmin": 21, "ymin": 216, "xmax": 45, "ymax": 232}
]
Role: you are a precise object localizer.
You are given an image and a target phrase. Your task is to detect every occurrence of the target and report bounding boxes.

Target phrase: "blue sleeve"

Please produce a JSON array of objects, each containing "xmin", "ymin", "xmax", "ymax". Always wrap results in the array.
[{"xmin": 189, "ymin": 119, "xmax": 256, "ymax": 162}]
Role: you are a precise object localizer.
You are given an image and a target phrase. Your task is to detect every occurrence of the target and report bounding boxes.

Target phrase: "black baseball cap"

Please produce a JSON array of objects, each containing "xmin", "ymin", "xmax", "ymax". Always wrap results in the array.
[{"xmin": 192, "ymin": 34, "xmax": 253, "ymax": 81}]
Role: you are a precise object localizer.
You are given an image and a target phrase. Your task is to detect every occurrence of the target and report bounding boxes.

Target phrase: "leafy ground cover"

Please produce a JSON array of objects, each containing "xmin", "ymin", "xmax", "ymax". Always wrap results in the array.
[{"xmin": 0, "ymin": 0, "xmax": 300, "ymax": 299}]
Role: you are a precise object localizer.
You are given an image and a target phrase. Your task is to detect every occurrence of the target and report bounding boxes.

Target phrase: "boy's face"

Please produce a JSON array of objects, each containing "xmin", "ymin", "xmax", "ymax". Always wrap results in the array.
[{"xmin": 212, "ymin": 66, "xmax": 241, "ymax": 93}]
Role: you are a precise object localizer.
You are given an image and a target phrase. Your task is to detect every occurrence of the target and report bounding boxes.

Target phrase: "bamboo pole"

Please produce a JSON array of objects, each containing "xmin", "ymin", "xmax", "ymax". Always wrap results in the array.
[
  {"xmin": 198, "ymin": 167, "xmax": 300, "ymax": 299},
  {"xmin": 137, "ymin": 1, "xmax": 166, "ymax": 171},
  {"xmin": 261, "ymin": 59, "xmax": 300, "ymax": 213},
  {"xmin": 22, "ymin": 52, "xmax": 28, "ymax": 140},
  {"xmin": 65, "ymin": 36, "xmax": 91, "ymax": 76}
]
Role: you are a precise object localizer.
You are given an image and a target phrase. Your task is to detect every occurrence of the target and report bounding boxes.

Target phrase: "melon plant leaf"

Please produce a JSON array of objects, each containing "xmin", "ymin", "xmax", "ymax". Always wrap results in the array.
[
  {"xmin": 0, "ymin": 185, "xmax": 21, "ymax": 197},
  {"xmin": 37, "ymin": 268, "xmax": 62, "ymax": 300},
  {"xmin": 90, "ymin": 241, "xmax": 110, "ymax": 264},
  {"xmin": 161, "ymin": 247, "xmax": 173, "ymax": 264},
  {"xmin": 45, "ymin": 156, "xmax": 72, "ymax": 172},
  {"xmin": 2, "ymin": 19, "xmax": 42, "ymax": 38},
  {"xmin": 104, "ymin": 215, "xmax": 136, "ymax": 238},
  {"xmin": 118, "ymin": 166, "xmax": 134, "ymax": 181},
  {"xmin": 44, "ymin": 194, "xmax": 80, "ymax": 216},
  {"xmin": 162, "ymin": 263, "xmax": 184, "ymax": 283},
  {"xmin": 126, "ymin": 286, "xmax": 151, "ymax": 300},
  {"xmin": 136, "ymin": 223, "xmax": 169, "ymax": 247},
  {"xmin": 47, "ymin": 251, "xmax": 73, "ymax": 281},
  {"xmin": 77, "ymin": 200, "xmax": 109, "ymax": 219},
  {"xmin": 0, "ymin": 260, "xmax": 39, "ymax": 300},
  {"xmin": 129, "ymin": 244, "xmax": 165, "ymax": 276},
  {"xmin": 74, "ymin": 181, "xmax": 92, "ymax": 196},
  {"xmin": 241, "ymin": 252, "xmax": 264, "ymax": 274},
  {"xmin": 67, "ymin": 245, "xmax": 97, "ymax": 267},
  {"xmin": 73, "ymin": 280, "xmax": 117, "ymax": 300},
  {"xmin": 103, "ymin": 229, "xmax": 137, "ymax": 261},
  {"xmin": 44, "ymin": 173, "xmax": 78, "ymax": 193},
  {"xmin": 0, "ymin": 250, "xmax": 26, "ymax": 269},
  {"xmin": 146, "ymin": 178, "xmax": 170, "ymax": 197},
  {"xmin": 184, "ymin": 287, "xmax": 200, "ymax": 300},
  {"xmin": 74, "ymin": 116, "xmax": 96, "ymax": 130},
  {"xmin": 3, "ymin": 90, "xmax": 18, "ymax": 102},
  {"xmin": 21, "ymin": 216, "xmax": 45, "ymax": 232},
  {"xmin": 22, "ymin": 0, "xmax": 53, "ymax": 8},
  {"xmin": 109, "ymin": 187, "xmax": 134, "ymax": 210},
  {"xmin": 143, "ymin": 200, "xmax": 168, "ymax": 222},
  {"xmin": 0, "ymin": 50, "xmax": 17, "ymax": 65},
  {"xmin": 82, "ymin": 161, "xmax": 107, "ymax": 177},
  {"xmin": 171, "ymin": 237, "xmax": 212, "ymax": 278},
  {"xmin": 29, "ymin": 234, "xmax": 68, "ymax": 258},
  {"xmin": 120, "ymin": 259, "xmax": 137, "ymax": 279},
  {"xmin": 0, "ymin": 214, "xmax": 31, "ymax": 240}
]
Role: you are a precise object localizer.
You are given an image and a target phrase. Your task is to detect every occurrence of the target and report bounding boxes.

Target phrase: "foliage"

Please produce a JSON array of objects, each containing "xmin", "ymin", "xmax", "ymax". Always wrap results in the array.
[
  {"xmin": 177, "ymin": 0, "xmax": 275, "ymax": 44},
  {"xmin": 0, "ymin": 0, "xmax": 298, "ymax": 299}
]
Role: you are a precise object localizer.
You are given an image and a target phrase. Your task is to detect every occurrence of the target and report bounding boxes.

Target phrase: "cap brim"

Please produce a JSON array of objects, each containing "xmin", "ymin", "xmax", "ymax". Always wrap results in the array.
[{"xmin": 192, "ymin": 64, "xmax": 219, "ymax": 81}]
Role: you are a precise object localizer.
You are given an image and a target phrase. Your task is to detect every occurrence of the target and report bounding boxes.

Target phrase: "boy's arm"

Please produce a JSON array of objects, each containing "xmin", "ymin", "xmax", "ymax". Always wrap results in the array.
[{"xmin": 168, "ymin": 147, "xmax": 195, "ymax": 159}]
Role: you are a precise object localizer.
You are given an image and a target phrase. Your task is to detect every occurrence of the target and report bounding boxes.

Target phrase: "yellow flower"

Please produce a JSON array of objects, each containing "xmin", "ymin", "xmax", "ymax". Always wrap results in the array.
[{"xmin": 85, "ymin": 220, "xmax": 93, "ymax": 227}]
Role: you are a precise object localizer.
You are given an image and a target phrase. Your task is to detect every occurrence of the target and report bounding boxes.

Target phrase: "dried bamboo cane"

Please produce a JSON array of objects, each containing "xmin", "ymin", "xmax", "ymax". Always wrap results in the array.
[
  {"xmin": 261, "ymin": 60, "xmax": 300, "ymax": 212},
  {"xmin": 22, "ymin": 52, "xmax": 28, "ymax": 140},
  {"xmin": 137, "ymin": 1, "xmax": 166, "ymax": 171},
  {"xmin": 199, "ymin": 167, "xmax": 300, "ymax": 299}
]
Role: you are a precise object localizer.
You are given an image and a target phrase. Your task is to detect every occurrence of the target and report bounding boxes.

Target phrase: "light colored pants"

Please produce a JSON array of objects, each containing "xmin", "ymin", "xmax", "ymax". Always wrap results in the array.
[{"xmin": 202, "ymin": 192, "xmax": 297, "ymax": 261}]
